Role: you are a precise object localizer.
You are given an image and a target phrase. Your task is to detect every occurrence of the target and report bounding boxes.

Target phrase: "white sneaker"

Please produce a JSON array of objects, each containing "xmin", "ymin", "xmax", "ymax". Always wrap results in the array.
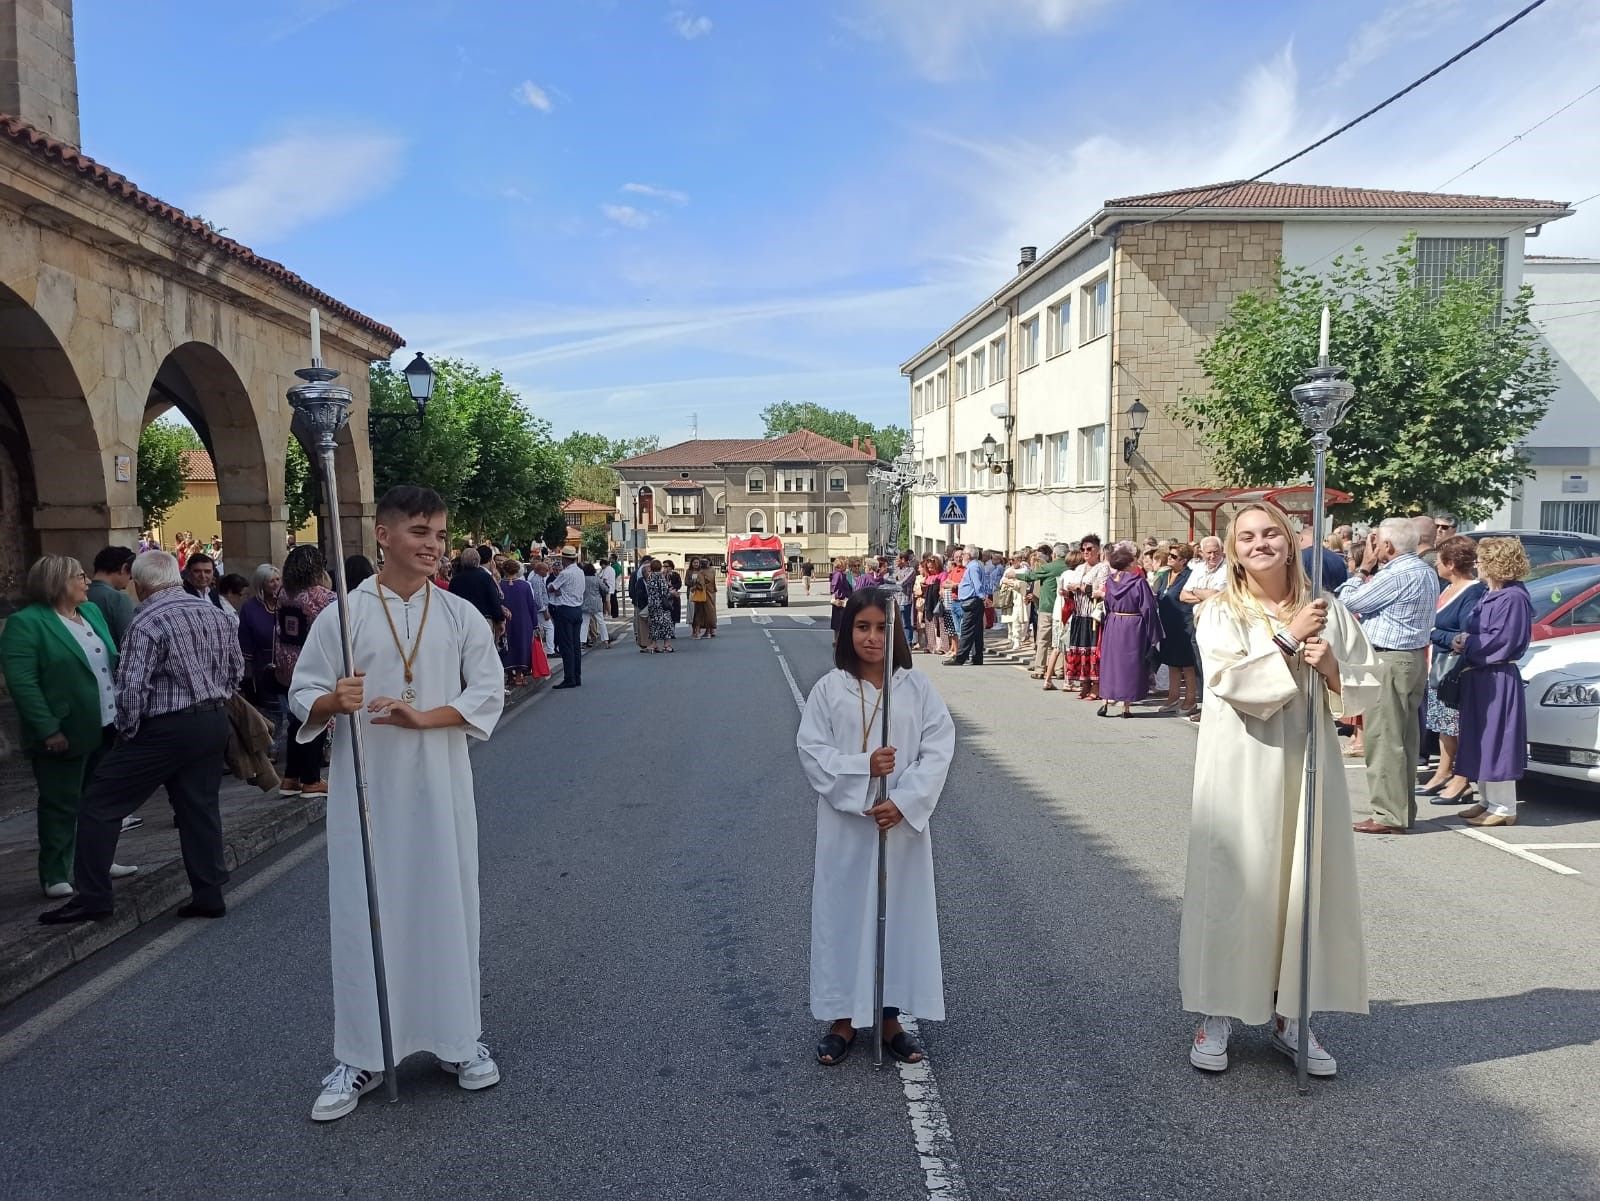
[
  {"xmin": 43, "ymin": 881, "xmax": 75, "ymax": 899},
  {"xmin": 109, "ymin": 863, "xmax": 138, "ymax": 879},
  {"xmin": 439, "ymin": 1042, "xmax": 501, "ymax": 1091},
  {"xmin": 1272, "ymin": 1016, "xmax": 1337, "ymax": 1077},
  {"xmin": 310, "ymin": 1062, "xmax": 383, "ymax": 1121},
  {"xmin": 1190, "ymin": 1015, "xmax": 1232, "ymax": 1072}
]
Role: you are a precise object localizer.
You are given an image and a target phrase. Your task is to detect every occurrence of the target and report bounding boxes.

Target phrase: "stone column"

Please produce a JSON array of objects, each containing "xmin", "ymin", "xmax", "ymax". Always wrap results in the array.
[{"xmin": 215, "ymin": 502, "xmax": 285, "ymax": 571}]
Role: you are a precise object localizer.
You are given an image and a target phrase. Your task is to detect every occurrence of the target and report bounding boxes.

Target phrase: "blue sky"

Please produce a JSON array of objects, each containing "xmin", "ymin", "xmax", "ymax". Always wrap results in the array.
[{"xmin": 77, "ymin": 0, "xmax": 1599, "ymax": 444}]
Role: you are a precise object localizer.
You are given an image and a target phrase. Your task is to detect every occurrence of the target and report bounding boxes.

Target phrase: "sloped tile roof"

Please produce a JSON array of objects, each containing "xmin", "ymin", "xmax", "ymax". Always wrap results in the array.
[
  {"xmin": 562, "ymin": 497, "xmax": 615, "ymax": 513},
  {"xmin": 1105, "ymin": 180, "xmax": 1569, "ymax": 212},
  {"xmin": 0, "ymin": 115, "xmax": 403, "ymax": 348},
  {"xmin": 723, "ymin": 429, "xmax": 876, "ymax": 463},
  {"xmin": 611, "ymin": 438, "xmax": 760, "ymax": 470},
  {"xmin": 180, "ymin": 449, "xmax": 215, "ymax": 481}
]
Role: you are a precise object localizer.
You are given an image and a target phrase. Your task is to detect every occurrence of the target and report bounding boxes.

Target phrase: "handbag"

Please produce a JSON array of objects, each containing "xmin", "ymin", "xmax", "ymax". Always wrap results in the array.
[{"xmin": 1435, "ymin": 654, "xmax": 1470, "ymax": 709}]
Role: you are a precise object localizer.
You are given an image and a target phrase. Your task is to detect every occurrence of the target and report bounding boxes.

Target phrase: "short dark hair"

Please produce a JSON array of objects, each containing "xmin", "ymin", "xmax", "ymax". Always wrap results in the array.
[
  {"xmin": 218, "ymin": 573, "xmax": 249, "ymax": 597},
  {"xmin": 185, "ymin": 552, "xmax": 215, "ymax": 570},
  {"xmin": 580, "ymin": 561, "xmax": 596, "ymax": 576},
  {"xmin": 92, "ymin": 545, "xmax": 136, "ymax": 575},
  {"xmin": 375, "ymin": 485, "xmax": 447, "ymax": 526},
  {"xmin": 343, "ymin": 554, "xmax": 375, "ymax": 590},
  {"xmin": 1079, "ymin": 533, "xmax": 1102, "ymax": 549},
  {"xmin": 833, "ymin": 589, "xmax": 913, "ymax": 675}
]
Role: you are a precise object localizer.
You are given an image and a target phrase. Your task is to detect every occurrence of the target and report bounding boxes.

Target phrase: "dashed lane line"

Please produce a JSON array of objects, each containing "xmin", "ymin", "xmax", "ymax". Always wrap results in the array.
[{"xmin": 763, "ymin": 627, "xmax": 973, "ymax": 1201}]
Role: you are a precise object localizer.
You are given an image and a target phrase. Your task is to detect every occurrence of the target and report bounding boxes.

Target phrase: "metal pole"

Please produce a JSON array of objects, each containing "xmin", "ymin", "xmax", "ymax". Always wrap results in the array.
[
  {"xmin": 290, "ymin": 366, "xmax": 399, "ymax": 1104},
  {"xmin": 872, "ymin": 592, "xmax": 896, "ymax": 1069},
  {"xmin": 1289, "ymin": 341, "xmax": 1356, "ymax": 1097}
]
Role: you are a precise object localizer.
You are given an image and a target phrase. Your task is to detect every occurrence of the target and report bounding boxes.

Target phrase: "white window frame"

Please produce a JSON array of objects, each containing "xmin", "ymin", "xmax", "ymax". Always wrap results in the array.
[
  {"xmin": 828, "ymin": 508, "xmax": 848, "ymax": 535},
  {"xmin": 969, "ymin": 345, "xmax": 985, "ymax": 391},
  {"xmin": 989, "ymin": 334, "xmax": 1007, "ymax": 383},
  {"xmin": 780, "ymin": 469, "xmax": 815, "ymax": 493},
  {"xmin": 1417, "ymin": 236, "xmax": 1507, "ymax": 300},
  {"xmin": 747, "ymin": 510, "xmax": 767, "ymax": 533},
  {"xmin": 1078, "ymin": 424, "xmax": 1106, "ymax": 484},
  {"xmin": 972, "ymin": 446, "xmax": 991, "ymax": 491},
  {"xmin": 668, "ymin": 491, "xmax": 701, "ymax": 516},
  {"xmin": 933, "ymin": 456, "xmax": 947, "ymax": 488},
  {"xmin": 827, "ymin": 468, "xmax": 847, "ymax": 494},
  {"xmin": 1019, "ymin": 316, "xmax": 1040, "ymax": 370},
  {"xmin": 1020, "ymin": 436, "xmax": 1042, "ymax": 487},
  {"xmin": 912, "ymin": 382, "xmax": 922, "ymax": 415},
  {"xmin": 955, "ymin": 357, "xmax": 968, "ymax": 399},
  {"xmin": 1047, "ymin": 298, "xmax": 1072, "ymax": 357},
  {"xmin": 746, "ymin": 468, "xmax": 766, "ymax": 494},
  {"xmin": 714, "ymin": 491, "xmax": 726, "ymax": 514},
  {"xmin": 1047, "ymin": 431, "xmax": 1071, "ymax": 485},
  {"xmin": 937, "ymin": 371, "xmax": 949, "ymax": 407},
  {"xmin": 1082, "ymin": 276, "xmax": 1109, "ymax": 342},
  {"xmin": 953, "ymin": 451, "xmax": 968, "ymax": 490}
]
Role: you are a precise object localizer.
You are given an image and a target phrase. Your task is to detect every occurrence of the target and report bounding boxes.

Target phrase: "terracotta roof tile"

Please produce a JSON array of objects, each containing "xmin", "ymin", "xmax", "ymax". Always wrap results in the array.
[
  {"xmin": 0, "ymin": 115, "xmax": 403, "ymax": 348},
  {"xmin": 180, "ymin": 449, "xmax": 215, "ymax": 481},
  {"xmin": 611, "ymin": 438, "xmax": 762, "ymax": 469},
  {"xmin": 1105, "ymin": 180, "xmax": 1569, "ymax": 212},
  {"xmin": 562, "ymin": 497, "xmax": 615, "ymax": 513},
  {"xmin": 614, "ymin": 430, "xmax": 878, "ymax": 469}
]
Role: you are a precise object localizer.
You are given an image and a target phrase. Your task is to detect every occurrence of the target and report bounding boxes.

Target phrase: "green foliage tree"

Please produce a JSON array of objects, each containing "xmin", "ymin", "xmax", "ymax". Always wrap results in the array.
[
  {"xmin": 759, "ymin": 401, "xmax": 907, "ymax": 463},
  {"xmin": 557, "ymin": 431, "xmax": 660, "ymax": 507},
  {"xmin": 581, "ymin": 524, "xmax": 609, "ymax": 562},
  {"xmin": 285, "ymin": 438, "xmax": 316, "ymax": 535},
  {"xmin": 136, "ymin": 419, "xmax": 204, "ymax": 527},
  {"xmin": 1177, "ymin": 239, "xmax": 1555, "ymax": 523}
]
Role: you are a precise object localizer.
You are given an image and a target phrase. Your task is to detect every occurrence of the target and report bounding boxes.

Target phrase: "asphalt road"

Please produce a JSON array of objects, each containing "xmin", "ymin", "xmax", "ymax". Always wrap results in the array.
[{"xmin": 2, "ymin": 593, "xmax": 1599, "ymax": 1200}]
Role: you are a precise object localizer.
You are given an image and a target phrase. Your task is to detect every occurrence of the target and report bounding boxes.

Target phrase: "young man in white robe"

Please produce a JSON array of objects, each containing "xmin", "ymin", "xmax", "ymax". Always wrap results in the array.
[
  {"xmin": 291, "ymin": 485, "xmax": 506, "ymax": 1121},
  {"xmin": 1179, "ymin": 504, "xmax": 1381, "ymax": 1078},
  {"xmin": 797, "ymin": 589, "xmax": 955, "ymax": 1066}
]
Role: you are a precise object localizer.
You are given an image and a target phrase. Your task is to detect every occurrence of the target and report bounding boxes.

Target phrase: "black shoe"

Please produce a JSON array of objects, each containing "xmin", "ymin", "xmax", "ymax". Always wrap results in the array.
[
  {"xmin": 552, "ymin": 681, "xmax": 578, "ymax": 690},
  {"xmin": 942, "ymin": 657, "xmax": 965, "ymax": 666},
  {"xmin": 176, "ymin": 901, "xmax": 226, "ymax": 919},
  {"xmin": 39, "ymin": 900, "xmax": 113, "ymax": 925}
]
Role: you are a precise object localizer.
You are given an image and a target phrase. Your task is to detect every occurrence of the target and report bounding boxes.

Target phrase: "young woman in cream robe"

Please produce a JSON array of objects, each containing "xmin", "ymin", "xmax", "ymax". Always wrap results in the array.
[
  {"xmin": 1179, "ymin": 504, "xmax": 1382, "ymax": 1078},
  {"xmin": 797, "ymin": 589, "xmax": 955, "ymax": 1066}
]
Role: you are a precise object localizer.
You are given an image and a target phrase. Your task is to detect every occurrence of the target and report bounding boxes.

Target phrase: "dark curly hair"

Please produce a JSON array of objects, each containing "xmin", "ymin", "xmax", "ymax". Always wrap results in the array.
[{"xmin": 282, "ymin": 544, "xmax": 327, "ymax": 595}]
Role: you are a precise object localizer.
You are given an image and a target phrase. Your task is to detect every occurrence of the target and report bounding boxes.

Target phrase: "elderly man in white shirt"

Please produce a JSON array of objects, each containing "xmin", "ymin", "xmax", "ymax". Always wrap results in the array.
[
  {"xmin": 547, "ymin": 547, "xmax": 587, "ymax": 690},
  {"xmin": 1178, "ymin": 536, "xmax": 1227, "ymax": 722}
]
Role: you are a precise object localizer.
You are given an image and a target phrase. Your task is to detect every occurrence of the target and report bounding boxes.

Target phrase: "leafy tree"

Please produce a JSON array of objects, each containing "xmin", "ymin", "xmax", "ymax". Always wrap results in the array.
[
  {"xmin": 1177, "ymin": 238, "xmax": 1554, "ymax": 523},
  {"xmin": 581, "ymin": 524, "xmax": 609, "ymax": 562},
  {"xmin": 759, "ymin": 401, "xmax": 906, "ymax": 464},
  {"xmin": 285, "ymin": 438, "xmax": 316, "ymax": 535},
  {"xmin": 557, "ymin": 431, "xmax": 660, "ymax": 507},
  {"xmin": 539, "ymin": 512, "xmax": 571, "ymax": 552},
  {"xmin": 136, "ymin": 419, "xmax": 204, "ymax": 527}
]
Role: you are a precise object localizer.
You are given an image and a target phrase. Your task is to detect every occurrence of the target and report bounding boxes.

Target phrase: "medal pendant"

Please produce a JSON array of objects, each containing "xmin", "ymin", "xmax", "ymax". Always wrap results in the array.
[{"xmin": 401, "ymin": 686, "xmax": 416, "ymax": 704}]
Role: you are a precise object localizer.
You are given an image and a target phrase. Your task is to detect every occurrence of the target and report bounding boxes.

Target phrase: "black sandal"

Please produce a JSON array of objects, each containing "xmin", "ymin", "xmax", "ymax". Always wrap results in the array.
[
  {"xmin": 816, "ymin": 1030, "xmax": 855, "ymax": 1066},
  {"xmin": 887, "ymin": 1030, "xmax": 924, "ymax": 1064}
]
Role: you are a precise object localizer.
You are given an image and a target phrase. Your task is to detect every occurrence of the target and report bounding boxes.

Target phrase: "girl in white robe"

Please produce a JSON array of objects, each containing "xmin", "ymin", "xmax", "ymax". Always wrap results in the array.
[
  {"xmin": 797, "ymin": 589, "xmax": 955, "ymax": 1065},
  {"xmin": 1179, "ymin": 503, "xmax": 1382, "ymax": 1078}
]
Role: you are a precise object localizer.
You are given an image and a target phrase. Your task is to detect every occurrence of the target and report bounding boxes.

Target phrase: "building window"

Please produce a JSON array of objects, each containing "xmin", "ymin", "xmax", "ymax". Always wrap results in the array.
[
  {"xmin": 1417, "ymin": 237, "xmax": 1507, "ymax": 301},
  {"xmin": 935, "ymin": 370, "xmax": 948, "ymax": 408},
  {"xmin": 1082, "ymin": 277, "xmax": 1109, "ymax": 341},
  {"xmin": 955, "ymin": 357, "xmax": 968, "ymax": 399},
  {"xmin": 828, "ymin": 469, "xmax": 847, "ymax": 493},
  {"xmin": 972, "ymin": 446, "xmax": 990, "ymax": 490},
  {"xmin": 1541, "ymin": 500, "xmax": 1600, "ymax": 536},
  {"xmin": 969, "ymin": 345, "xmax": 985, "ymax": 390},
  {"xmin": 714, "ymin": 491, "xmax": 726, "ymax": 514},
  {"xmin": 934, "ymin": 456, "xmax": 946, "ymax": 488},
  {"xmin": 782, "ymin": 510, "xmax": 814, "ymax": 535},
  {"xmin": 912, "ymin": 382, "xmax": 922, "ymax": 415},
  {"xmin": 746, "ymin": 469, "xmax": 766, "ymax": 494},
  {"xmin": 1047, "ymin": 431, "xmax": 1071, "ymax": 485},
  {"xmin": 953, "ymin": 451, "xmax": 968, "ymax": 489},
  {"xmin": 1078, "ymin": 424, "xmax": 1106, "ymax": 484},
  {"xmin": 828, "ymin": 508, "xmax": 848, "ymax": 535},
  {"xmin": 1019, "ymin": 316, "xmax": 1040, "ymax": 369},
  {"xmin": 1020, "ymin": 436, "xmax": 1042, "ymax": 487},
  {"xmin": 780, "ymin": 469, "xmax": 815, "ymax": 492},
  {"xmin": 1047, "ymin": 299, "xmax": 1072, "ymax": 357},
  {"xmin": 748, "ymin": 510, "xmax": 767, "ymax": 533},
  {"xmin": 990, "ymin": 334, "xmax": 1007, "ymax": 383},
  {"xmin": 668, "ymin": 491, "xmax": 701, "ymax": 516}
]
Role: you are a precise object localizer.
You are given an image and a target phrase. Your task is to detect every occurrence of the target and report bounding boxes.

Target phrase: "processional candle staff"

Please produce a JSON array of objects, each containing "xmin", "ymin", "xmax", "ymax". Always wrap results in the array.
[
  {"xmin": 872, "ymin": 591, "xmax": 897, "ymax": 1069},
  {"xmin": 287, "ymin": 309, "xmax": 399, "ymax": 1103},
  {"xmin": 1289, "ymin": 304, "xmax": 1355, "ymax": 1095}
]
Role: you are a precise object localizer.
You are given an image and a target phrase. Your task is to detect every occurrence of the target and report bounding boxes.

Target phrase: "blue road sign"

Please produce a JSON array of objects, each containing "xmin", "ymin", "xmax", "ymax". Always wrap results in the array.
[{"xmin": 938, "ymin": 494, "xmax": 968, "ymax": 524}]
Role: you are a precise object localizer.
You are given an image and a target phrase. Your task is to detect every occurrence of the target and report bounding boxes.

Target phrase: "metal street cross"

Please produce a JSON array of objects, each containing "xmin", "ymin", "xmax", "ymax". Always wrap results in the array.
[{"xmin": 938, "ymin": 494, "xmax": 968, "ymax": 524}]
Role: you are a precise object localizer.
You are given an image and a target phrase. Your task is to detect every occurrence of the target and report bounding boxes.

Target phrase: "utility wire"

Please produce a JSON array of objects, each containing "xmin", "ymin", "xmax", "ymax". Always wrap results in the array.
[
  {"xmin": 1432, "ymin": 80, "xmax": 1600, "ymax": 191},
  {"xmin": 1130, "ymin": 0, "xmax": 1553, "ymax": 228}
]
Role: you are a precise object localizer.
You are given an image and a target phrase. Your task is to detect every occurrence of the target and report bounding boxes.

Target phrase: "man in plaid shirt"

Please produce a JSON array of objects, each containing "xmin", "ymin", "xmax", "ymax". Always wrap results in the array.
[{"xmin": 41, "ymin": 550, "xmax": 245, "ymax": 924}]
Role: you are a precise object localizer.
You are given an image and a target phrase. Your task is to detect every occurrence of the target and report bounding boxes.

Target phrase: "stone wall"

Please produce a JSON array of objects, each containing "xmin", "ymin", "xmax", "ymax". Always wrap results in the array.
[
  {"xmin": 1109, "ymin": 220, "xmax": 1283, "ymax": 542},
  {"xmin": 0, "ymin": 0, "xmax": 80, "ymax": 148}
]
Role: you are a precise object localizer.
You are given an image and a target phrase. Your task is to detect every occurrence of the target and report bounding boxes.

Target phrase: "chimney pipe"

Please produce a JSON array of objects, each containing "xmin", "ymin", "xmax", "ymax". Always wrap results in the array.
[
  {"xmin": 865, "ymin": 436, "xmax": 876, "ymax": 459},
  {"xmin": 1018, "ymin": 246, "xmax": 1037, "ymax": 273},
  {"xmin": 852, "ymin": 435, "xmax": 860, "ymax": 451}
]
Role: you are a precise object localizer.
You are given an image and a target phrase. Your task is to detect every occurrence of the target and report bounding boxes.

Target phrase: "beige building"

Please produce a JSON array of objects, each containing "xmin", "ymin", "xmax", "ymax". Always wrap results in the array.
[
  {"xmin": 612, "ymin": 430, "xmax": 883, "ymax": 566},
  {"xmin": 904, "ymin": 182, "xmax": 1572, "ymax": 551},
  {"xmin": 154, "ymin": 450, "xmax": 318, "ymax": 553}
]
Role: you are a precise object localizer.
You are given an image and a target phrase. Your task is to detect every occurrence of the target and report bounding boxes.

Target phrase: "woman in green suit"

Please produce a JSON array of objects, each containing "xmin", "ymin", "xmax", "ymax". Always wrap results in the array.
[{"xmin": 0, "ymin": 554, "xmax": 121, "ymax": 896}]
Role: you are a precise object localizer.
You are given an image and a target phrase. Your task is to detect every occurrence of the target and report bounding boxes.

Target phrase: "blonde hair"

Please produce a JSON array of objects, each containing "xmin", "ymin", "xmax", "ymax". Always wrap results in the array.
[
  {"xmin": 1477, "ymin": 537, "xmax": 1530, "ymax": 583},
  {"xmin": 832, "ymin": 556, "xmax": 847, "ymax": 571},
  {"xmin": 1214, "ymin": 504, "xmax": 1311, "ymax": 625},
  {"xmin": 25, "ymin": 554, "xmax": 84, "ymax": 607}
]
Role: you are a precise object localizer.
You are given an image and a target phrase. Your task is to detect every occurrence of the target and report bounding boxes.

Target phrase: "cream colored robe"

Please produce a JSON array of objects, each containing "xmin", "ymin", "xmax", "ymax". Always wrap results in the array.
[{"xmin": 1179, "ymin": 598, "xmax": 1382, "ymax": 1025}]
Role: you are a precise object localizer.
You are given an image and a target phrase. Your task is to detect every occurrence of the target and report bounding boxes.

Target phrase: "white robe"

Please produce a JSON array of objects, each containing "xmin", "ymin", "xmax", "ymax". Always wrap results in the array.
[
  {"xmin": 796, "ymin": 668, "xmax": 955, "ymax": 1026},
  {"xmin": 289, "ymin": 577, "xmax": 505, "ymax": 1068},
  {"xmin": 1179, "ymin": 599, "xmax": 1382, "ymax": 1025}
]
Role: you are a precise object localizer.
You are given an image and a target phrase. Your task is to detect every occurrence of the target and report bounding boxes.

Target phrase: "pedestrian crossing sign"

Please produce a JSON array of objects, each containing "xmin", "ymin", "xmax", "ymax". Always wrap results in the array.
[{"xmin": 938, "ymin": 494, "xmax": 968, "ymax": 524}]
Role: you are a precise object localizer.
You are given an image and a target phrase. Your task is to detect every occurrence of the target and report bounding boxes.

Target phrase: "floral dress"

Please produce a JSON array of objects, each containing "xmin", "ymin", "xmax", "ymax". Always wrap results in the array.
[{"xmin": 644, "ymin": 572, "xmax": 675, "ymax": 642}]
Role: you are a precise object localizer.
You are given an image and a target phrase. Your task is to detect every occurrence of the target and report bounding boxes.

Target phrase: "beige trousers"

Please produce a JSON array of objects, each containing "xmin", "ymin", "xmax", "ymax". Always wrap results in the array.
[{"xmin": 1363, "ymin": 648, "xmax": 1428, "ymax": 828}]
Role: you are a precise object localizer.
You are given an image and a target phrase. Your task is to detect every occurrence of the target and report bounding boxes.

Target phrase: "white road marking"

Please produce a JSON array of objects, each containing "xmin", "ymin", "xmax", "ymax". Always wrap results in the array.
[
  {"xmin": 1450, "ymin": 827, "xmax": 1581, "ymax": 876},
  {"xmin": 752, "ymin": 614, "xmax": 773, "ymax": 625},
  {"xmin": 766, "ymin": 629, "xmax": 972, "ymax": 1201},
  {"xmin": 1514, "ymin": 843, "xmax": 1600, "ymax": 851},
  {"xmin": 790, "ymin": 615, "xmax": 817, "ymax": 626},
  {"xmin": 0, "ymin": 833, "xmax": 326, "ymax": 1063}
]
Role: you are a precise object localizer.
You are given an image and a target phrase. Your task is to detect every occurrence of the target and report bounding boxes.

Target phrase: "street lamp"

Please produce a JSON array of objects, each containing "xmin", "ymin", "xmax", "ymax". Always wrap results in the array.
[
  {"xmin": 369, "ymin": 351, "xmax": 433, "ymax": 450},
  {"xmin": 1121, "ymin": 398, "xmax": 1149, "ymax": 463}
]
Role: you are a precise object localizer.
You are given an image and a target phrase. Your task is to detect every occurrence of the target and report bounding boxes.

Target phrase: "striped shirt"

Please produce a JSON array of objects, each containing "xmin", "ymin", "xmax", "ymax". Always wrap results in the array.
[
  {"xmin": 1338, "ymin": 552, "xmax": 1439, "ymax": 651},
  {"xmin": 115, "ymin": 586, "xmax": 245, "ymax": 738}
]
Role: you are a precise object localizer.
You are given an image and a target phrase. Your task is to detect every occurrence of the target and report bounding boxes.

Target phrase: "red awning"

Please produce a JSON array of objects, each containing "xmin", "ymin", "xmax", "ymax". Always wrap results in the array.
[{"xmin": 1161, "ymin": 485, "xmax": 1353, "ymax": 539}]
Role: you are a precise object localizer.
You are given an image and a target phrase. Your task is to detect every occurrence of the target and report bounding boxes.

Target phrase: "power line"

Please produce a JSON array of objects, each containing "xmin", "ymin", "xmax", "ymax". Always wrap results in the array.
[
  {"xmin": 1535, "ymin": 306, "xmax": 1600, "ymax": 324},
  {"xmin": 1132, "ymin": 0, "xmax": 1553, "ymax": 228},
  {"xmin": 1432, "ymin": 80, "xmax": 1600, "ymax": 191}
]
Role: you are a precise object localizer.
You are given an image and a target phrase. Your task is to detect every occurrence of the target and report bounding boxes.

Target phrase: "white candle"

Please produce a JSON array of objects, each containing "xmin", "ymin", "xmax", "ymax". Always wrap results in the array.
[
  {"xmin": 310, "ymin": 307, "xmax": 322, "ymax": 365},
  {"xmin": 1318, "ymin": 305, "xmax": 1331, "ymax": 363}
]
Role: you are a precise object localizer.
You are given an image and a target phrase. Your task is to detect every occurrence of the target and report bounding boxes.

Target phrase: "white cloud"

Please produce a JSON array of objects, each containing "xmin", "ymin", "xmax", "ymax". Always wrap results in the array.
[
  {"xmin": 602, "ymin": 204, "xmax": 655, "ymax": 229},
  {"xmin": 512, "ymin": 80, "xmax": 554, "ymax": 112},
  {"xmin": 621, "ymin": 182, "xmax": 690, "ymax": 205},
  {"xmin": 668, "ymin": 10, "xmax": 714, "ymax": 40},
  {"xmin": 1332, "ymin": 0, "xmax": 1463, "ymax": 87},
  {"xmin": 851, "ymin": 0, "xmax": 1113, "ymax": 81},
  {"xmin": 191, "ymin": 129, "xmax": 404, "ymax": 245}
]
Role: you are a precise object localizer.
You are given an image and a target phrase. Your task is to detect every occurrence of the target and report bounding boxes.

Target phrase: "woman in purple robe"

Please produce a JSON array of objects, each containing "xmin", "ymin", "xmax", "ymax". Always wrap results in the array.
[
  {"xmin": 499, "ymin": 560, "xmax": 537, "ymax": 687},
  {"xmin": 1451, "ymin": 538, "xmax": 1533, "ymax": 827},
  {"xmin": 1096, "ymin": 541, "xmax": 1162, "ymax": 717}
]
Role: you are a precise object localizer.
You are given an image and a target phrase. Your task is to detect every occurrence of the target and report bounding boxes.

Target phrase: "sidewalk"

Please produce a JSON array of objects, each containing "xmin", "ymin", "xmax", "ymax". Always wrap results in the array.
[{"xmin": 0, "ymin": 623, "xmax": 619, "ymax": 1009}]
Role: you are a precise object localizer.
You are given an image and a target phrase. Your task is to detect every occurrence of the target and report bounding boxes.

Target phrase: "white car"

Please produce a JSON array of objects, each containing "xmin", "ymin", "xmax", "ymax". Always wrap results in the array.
[{"xmin": 1520, "ymin": 630, "xmax": 1600, "ymax": 786}]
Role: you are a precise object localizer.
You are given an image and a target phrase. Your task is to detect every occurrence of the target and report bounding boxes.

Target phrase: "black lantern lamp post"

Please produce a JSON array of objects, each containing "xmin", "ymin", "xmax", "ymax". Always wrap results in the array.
[
  {"xmin": 1121, "ymin": 398, "xmax": 1149, "ymax": 463},
  {"xmin": 369, "ymin": 351, "xmax": 434, "ymax": 450}
]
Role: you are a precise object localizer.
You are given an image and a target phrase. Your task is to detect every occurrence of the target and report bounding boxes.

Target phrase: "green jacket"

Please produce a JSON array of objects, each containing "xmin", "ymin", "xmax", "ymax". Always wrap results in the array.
[
  {"xmin": 0, "ymin": 602, "xmax": 119, "ymax": 758},
  {"xmin": 1011, "ymin": 558, "xmax": 1069, "ymax": 612}
]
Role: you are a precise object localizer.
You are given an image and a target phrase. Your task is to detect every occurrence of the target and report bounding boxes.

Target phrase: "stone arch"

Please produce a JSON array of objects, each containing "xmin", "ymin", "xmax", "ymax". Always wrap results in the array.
[
  {"xmin": 0, "ymin": 281, "xmax": 110, "ymax": 578},
  {"xmin": 747, "ymin": 510, "xmax": 767, "ymax": 533},
  {"xmin": 828, "ymin": 507, "xmax": 848, "ymax": 535},
  {"xmin": 143, "ymin": 341, "xmax": 282, "ymax": 569}
]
